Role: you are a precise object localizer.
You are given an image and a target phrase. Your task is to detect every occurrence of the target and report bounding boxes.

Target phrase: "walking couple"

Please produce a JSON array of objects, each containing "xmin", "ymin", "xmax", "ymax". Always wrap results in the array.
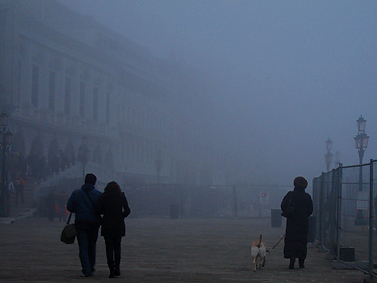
[{"xmin": 66, "ymin": 173, "xmax": 131, "ymax": 278}]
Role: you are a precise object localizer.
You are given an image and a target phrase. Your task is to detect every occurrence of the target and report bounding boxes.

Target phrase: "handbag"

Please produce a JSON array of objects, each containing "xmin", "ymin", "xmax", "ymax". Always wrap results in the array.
[
  {"xmin": 60, "ymin": 212, "xmax": 77, "ymax": 244},
  {"xmin": 281, "ymin": 193, "xmax": 295, "ymax": 218}
]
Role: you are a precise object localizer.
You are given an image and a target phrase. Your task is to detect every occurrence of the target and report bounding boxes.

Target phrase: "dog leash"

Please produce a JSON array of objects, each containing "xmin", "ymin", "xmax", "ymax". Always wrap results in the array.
[{"xmin": 272, "ymin": 234, "xmax": 285, "ymax": 250}]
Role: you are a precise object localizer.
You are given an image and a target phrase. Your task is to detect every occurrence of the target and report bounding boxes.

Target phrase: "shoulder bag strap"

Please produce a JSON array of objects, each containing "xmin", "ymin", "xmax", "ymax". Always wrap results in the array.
[
  {"xmin": 84, "ymin": 190, "xmax": 96, "ymax": 209},
  {"xmin": 66, "ymin": 212, "xmax": 73, "ymax": 225},
  {"xmin": 67, "ymin": 190, "xmax": 80, "ymax": 224}
]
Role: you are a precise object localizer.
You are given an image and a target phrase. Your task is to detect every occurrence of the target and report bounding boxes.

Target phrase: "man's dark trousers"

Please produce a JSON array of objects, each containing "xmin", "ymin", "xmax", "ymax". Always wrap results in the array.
[{"xmin": 77, "ymin": 226, "xmax": 99, "ymax": 277}]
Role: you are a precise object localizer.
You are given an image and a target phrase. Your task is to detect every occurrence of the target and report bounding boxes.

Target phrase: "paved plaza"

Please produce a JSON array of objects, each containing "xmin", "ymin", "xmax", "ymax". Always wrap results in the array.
[{"xmin": 0, "ymin": 216, "xmax": 370, "ymax": 282}]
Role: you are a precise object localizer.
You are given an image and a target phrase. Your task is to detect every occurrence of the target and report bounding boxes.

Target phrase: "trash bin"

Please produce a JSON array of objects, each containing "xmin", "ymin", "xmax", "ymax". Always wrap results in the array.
[
  {"xmin": 170, "ymin": 204, "xmax": 179, "ymax": 219},
  {"xmin": 308, "ymin": 216, "xmax": 316, "ymax": 243},
  {"xmin": 339, "ymin": 247, "xmax": 355, "ymax": 262},
  {"xmin": 271, "ymin": 209, "xmax": 282, "ymax": 227}
]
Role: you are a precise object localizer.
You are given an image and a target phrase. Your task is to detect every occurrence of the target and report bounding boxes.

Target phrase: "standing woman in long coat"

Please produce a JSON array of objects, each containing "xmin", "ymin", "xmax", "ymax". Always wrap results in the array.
[
  {"xmin": 97, "ymin": 181, "xmax": 131, "ymax": 278},
  {"xmin": 281, "ymin": 176, "xmax": 313, "ymax": 269}
]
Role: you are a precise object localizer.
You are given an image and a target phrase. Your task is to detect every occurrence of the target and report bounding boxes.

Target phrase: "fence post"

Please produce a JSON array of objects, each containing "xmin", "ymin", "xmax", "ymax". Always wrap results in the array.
[
  {"xmin": 319, "ymin": 173, "xmax": 325, "ymax": 244},
  {"xmin": 336, "ymin": 166, "xmax": 342, "ymax": 262},
  {"xmin": 368, "ymin": 159, "xmax": 374, "ymax": 278}
]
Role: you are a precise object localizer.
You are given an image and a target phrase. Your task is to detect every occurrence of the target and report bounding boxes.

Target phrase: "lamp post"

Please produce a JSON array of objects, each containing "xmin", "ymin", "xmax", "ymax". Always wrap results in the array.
[
  {"xmin": 77, "ymin": 136, "xmax": 90, "ymax": 178},
  {"xmin": 155, "ymin": 149, "xmax": 163, "ymax": 185},
  {"xmin": 0, "ymin": 111, "xmax": 13, "ymax": 217},
  {"xmin": 354, "ymin": 115, "xmax": 369, "ymax": 226},
  {"xmin": 325, "ymin": 138, "xmax": 333, "ymax": 172}
]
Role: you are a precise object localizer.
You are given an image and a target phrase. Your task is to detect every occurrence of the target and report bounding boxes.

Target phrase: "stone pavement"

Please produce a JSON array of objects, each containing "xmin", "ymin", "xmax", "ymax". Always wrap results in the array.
[{"xmin": 0, "ymin": 216, "xmax": 371, "ymax": 282}]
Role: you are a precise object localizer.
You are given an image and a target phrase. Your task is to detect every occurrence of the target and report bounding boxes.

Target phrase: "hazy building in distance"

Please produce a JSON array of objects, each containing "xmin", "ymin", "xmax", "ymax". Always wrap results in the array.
[{"xmin": 0, "ymin": 0, "xmax": 222, "ymax": 186}]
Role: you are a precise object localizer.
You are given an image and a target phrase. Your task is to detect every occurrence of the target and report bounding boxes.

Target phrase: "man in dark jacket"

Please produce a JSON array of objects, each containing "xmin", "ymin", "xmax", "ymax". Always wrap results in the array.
[
  {"xmin": 67, "ymin": 173, "xmax": 102, "ymax": 277},
  {"xmin": 281, "ymin": 176, "xmax": 313, "ymax": 269}
]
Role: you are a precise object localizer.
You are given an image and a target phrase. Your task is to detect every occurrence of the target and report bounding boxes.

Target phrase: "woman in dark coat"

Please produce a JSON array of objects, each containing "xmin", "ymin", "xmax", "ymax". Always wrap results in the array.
[
  {"xmin": 97, "ymin": 181, "xmax": 131, "ymax": 278},
  {"xmin": 281, "ymin": 176, "xmax": 313, "ymax": 269}
]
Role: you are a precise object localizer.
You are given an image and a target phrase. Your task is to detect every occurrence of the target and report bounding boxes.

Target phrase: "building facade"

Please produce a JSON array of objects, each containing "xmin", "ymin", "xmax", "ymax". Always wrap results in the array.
[
  {"xmin": 0, "ymin": 0, "xmax": 178, "ymax": 183},
  {"xmin": 0, "ymin": 0, "xmax": 222, "ymax": 186}
]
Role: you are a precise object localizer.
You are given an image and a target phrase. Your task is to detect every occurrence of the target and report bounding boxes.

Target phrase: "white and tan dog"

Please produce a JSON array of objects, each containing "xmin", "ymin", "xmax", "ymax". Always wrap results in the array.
[{"xmin": 251, "ymin": 234, "xmax": 266, "ymax": 272}]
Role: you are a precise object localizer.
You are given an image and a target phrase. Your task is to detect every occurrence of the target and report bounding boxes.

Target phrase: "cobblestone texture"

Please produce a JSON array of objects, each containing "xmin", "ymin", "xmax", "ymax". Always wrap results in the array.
[{"xmin": 0, "ymin": 217, "xmax": 369, "ymax": 282}]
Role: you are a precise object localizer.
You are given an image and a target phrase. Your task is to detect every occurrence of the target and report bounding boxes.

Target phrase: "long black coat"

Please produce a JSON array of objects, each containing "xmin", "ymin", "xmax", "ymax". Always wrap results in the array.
[
  {"xmin": 97, "ymin": 192, "xmax": 131, "ymax": 237},
  {"xmin": 281, "ymin": 187, "xmax": 313, "ymax": 259}
]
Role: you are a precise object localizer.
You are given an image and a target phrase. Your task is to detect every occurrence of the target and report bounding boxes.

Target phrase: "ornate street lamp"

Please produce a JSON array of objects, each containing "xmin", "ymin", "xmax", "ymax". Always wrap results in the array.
[
  {"xmin": 77, "ymin": 136, "xmax": 90, "ymax": 178},
  {"xmin": 325, "ymin": 138, "xmax": 333, "ymax": 172},
  {"xmin": 0, "ymin": 111, "xmax": 13, "ymax": 217},
  {"xmin": 155, "ymin": 149, "xmax": 163, "ymax": 184},
  {"xmin": 354, "ymin": 115, "xmax": 369, "ymax": 226}
]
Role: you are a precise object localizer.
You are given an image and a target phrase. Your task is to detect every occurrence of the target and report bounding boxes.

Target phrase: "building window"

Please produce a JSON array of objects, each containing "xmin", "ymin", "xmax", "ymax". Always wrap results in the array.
[
  {"xmin": 31, "ymin": 65, "xmax": 39, "ymax": 107},
  {"xmin": 64, "ymin": 76, "xmax": 71, "ymax": 115},
  {"xmin": 106, "ymin": 92, "xmax": 110, "ymax": 124},
  {"xmin": 93, "ymin": 87, "xmax": 98, "ymax": 122},
  {"xmin": 48, "ymin": 72, "xmax": 55, "ymax": 111},
  {"xmin": 79, "ymin": 82, "xmax": 85, "ymax": 118}
]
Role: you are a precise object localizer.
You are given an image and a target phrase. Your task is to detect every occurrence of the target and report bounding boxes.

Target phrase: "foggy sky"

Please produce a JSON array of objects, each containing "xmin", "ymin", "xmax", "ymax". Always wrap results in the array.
[{"xmin": 57, "ymin": 0, "xmax": 377, "ymax": 187}]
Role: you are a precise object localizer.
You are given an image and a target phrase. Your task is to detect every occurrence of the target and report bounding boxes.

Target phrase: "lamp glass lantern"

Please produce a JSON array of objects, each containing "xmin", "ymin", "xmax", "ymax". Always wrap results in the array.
[
  {"xmin": 361, "ymin": 133, "xmax": 369, "ymax": 148},
  {"xmin": 355, "ymin": 134, "xmax": 362, "ymax": 149},
  {"xmin": 356, "ymin": 115, "xmax": 367, "ymax": 132},
  {"xmin": 354, "ymin": 132, "xmax": 369, "ymax": 149}
]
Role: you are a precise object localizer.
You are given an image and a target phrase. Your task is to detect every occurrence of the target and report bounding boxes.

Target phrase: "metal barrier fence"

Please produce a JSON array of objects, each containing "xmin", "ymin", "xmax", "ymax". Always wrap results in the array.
[
  {"xmin": 313, "ymin": 159, "xmax": 376, "ymax": 278},
  {"xmin": 123, "ymin": 183, "xmax": 287, "ymax": 219}
]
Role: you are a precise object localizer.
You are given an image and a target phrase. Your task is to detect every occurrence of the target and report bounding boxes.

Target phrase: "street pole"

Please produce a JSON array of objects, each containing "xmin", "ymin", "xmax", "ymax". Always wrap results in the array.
[
  {"xmin": 354, "ymin": 116, "xmax": 369, "ymax": 226},
  {"xmin": 325, "ymin": 138, "xmax": 333, "ymax": 172},
  {"xmin": 0, "ymin": 112, "xmax": 12, "ymax": 217},
  {"xmin": 1, "ymin": 131, "xmax": 6, "ymax": 216},
  {"xmin": 358, "ymin": 144, "xmax": 363, "ymax": 192}
]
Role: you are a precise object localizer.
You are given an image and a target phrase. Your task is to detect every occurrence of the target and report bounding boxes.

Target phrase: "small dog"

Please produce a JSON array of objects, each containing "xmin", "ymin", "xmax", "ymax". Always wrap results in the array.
[{"xmin": 251, "ymin": 234, "xmax": 266, "ymax": 271}]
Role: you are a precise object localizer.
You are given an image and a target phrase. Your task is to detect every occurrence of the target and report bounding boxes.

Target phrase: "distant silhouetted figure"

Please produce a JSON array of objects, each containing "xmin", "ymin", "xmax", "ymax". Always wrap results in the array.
[
  {"xmin": 59, "ymin": 150, "xmax": 69, "ymax": 172},
  {"xmin": 17, "ymin": 153, "xmax": 27, "ymax": 179},
  {"xmin": 46, "ymin": 189, "xmax": 57, "ymax": 222},
  {"xmin": 57, "ymin": 190, "xmax": 68, "ymax": 222},
  {"xmin": 50, "ymin": 155, "xmax": 60, "ymax": 176},
  {"xmin": 7, "ymin": 181, "xmax": 14, "ymax": 215},
  {"xmin": 14, "ymin": 177, "xmax": 25, "ymax": 206}
]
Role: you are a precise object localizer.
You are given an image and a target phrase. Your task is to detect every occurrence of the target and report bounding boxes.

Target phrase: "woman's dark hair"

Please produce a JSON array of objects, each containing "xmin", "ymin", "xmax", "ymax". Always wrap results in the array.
[
  {"xmin": 104, "ymin": 181, "xmax": 122, "ymax": 196},
  {"xmin": 294, "ymin": 176, "xmax": 308, "ymax": 189}
]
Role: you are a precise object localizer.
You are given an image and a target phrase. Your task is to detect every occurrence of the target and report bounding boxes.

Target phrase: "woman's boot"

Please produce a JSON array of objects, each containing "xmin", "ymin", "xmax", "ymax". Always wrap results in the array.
[
  {"xmin": 289, "ymin": 258, "xmax": 295, "ymax": 269},
  {"xmin": 114, "ymin": 265, "xmax": 120, "ymax": 277},
  {"xmin": 114, "ymin": 244, "xmax": 121, "ymax": 276},
  {"xmin": 108, "ymin": 263, "xmax": 115, "ymax": 278}
]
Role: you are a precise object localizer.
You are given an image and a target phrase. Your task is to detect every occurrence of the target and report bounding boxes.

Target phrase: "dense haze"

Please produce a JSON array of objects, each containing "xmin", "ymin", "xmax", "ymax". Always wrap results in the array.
[{"xmin": 58, "ymin": 0, "xmax": 377, "ymax": 188}]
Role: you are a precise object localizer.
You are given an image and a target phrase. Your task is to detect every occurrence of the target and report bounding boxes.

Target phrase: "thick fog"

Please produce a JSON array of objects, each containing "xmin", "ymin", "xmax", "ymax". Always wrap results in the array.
[{"xmin": 58, "ymin": 0, "xmax": 377, "ymax": 187}]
